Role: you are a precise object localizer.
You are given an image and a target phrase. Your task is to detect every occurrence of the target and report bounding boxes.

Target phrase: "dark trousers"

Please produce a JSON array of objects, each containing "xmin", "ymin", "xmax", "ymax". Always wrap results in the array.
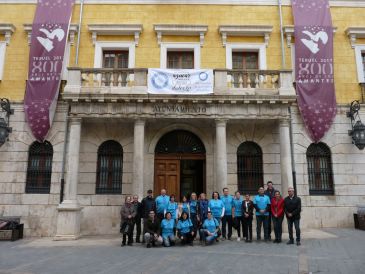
[
  {"xmin": 287, "ymin": 218, "xmax": 301, "ymax": 242},
  {"xmin": 234, "ymin": 216, "xmax": 244, "ymax": 238},
  {"xmin": 180, "ymin": 232, "xmax": 194, "ymax": 245},
  {"xmin": 243, "ymin": 216, "xmax": 253, "ymax": 240},
  {"xmin": 133, "ymin": 217, "xmax": 141, "ymax": 242},
  {"xmin": 268, "ymin": 212, "xmax": 272, "ymax": 239},
  {"xmin": 256, "ymin": 215, "xmax": 269, "ymax": 240},
  {"xmin": 191, "ymin": 213, "xmax": 198, "ymax": 238},
  {"xmin": 222, "ymin": 215, "xmax": 233, "ymax": 239},
  {"xmin": 272, "ymin": 215, "xmax": 284, "ymax": 241},
  {"xmin": 157, "ymin": 212, "xmax": 164, "ymax": 222}
]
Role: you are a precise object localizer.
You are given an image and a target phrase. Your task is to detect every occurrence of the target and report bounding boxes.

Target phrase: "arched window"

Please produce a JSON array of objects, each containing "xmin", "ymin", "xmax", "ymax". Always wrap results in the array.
[
  {"xmin": 25, "ymin": 141, "xmax": 53, "ymax": 194},
  {"xmin": 237, "ymin": 141, "xmax": 263, "ymax": 194},
  {"xmin": 96, "ymin": 140, "xmax": 123, "ymax": 194},
  {"xmin": 306, "ymin": 143, "xmax": 334, "ymax": 195}
]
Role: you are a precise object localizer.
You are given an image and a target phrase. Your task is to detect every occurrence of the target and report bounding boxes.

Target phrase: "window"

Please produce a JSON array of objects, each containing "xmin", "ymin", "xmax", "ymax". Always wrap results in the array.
[
  {"xmin": 354, "ymin": 45, "xmax": 365, "ymax": 83},
  {"xmin": 306, "ymin": 143, "xmax": 334, "ymax": 195},
  {"xmin": 232, "ymin": 51, "xmax": 259, "ymax": 88},
  {"xmin": 96, "ymin": 140, "xmax": 123, "ymax": 194},
  {"xmin": 103, "ymin": 50, "xmax": 129, "ymax": 69},
  {"xmin": 167, "ymin": 51, "xmax": 194, "ymax": 69},
  {"xmin": 237, "ymin": 141, "xmax": 263, "ymax": 194},
  {"xmin": 25, "ymin": 141, "xmax": 53, "ymax": 194}
]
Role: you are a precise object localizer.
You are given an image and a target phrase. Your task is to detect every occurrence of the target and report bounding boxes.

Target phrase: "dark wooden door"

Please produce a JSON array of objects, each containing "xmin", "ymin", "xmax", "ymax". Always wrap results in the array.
[{"xmin": 154, "ymin": 159, "xmax": 180, "ymax": 198}]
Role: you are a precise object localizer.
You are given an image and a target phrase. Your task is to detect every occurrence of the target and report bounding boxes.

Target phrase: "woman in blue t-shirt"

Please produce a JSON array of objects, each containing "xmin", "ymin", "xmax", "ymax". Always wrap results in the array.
[
  {"xmin": 199, "ymin": 211, "xmax": 220, "ymax": 245},
  {"xmin": 208, "ymin": 191, "xmax": 225, "ymax": 224},
  {"xmin": 161, "ymin": 212, "xmax": 175, "ymax": 247},
  {"xmin": 165, "ymin": 194, "xmax": 179, "ymax": 222},
  {"xmin": 189, "ymin": 192, "xmax": 198, "ymax": 239},
  {"xmin": 177, "ymin": 211, "xmax": 194, "ymax": 246},
  {"xmin": 180, "ymin": 195, "xmax": 190, "ymax": 217}
]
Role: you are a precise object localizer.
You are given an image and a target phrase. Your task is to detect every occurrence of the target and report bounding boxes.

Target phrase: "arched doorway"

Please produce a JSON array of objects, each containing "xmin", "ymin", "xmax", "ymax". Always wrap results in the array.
[{"xmin": 154, "ymin": 130, "xmax": 206, "ymax": 200}]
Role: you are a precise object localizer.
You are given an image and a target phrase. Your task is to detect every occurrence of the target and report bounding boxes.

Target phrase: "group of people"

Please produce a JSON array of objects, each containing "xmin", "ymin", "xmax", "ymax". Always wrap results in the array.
[{"xmin": 120, "ymin": 181, "xmax": 302, "ymax": 248}]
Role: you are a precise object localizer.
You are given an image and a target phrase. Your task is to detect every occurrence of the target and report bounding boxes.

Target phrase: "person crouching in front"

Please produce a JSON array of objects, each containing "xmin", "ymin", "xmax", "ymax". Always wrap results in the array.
[
  {"xmin": 144, "ymin": 210, "xmax": 163, "ymax": 248},
  {"xmin": 199, "ymin": 211, "xmax": 220, "ymax": 245},
  {"xmin": 177, "ymin": 211, "xmax": 194, "ymax": 246},
  {"xmin": 161, "ymin": 212, "xmax": 176, "ymax": 247}
]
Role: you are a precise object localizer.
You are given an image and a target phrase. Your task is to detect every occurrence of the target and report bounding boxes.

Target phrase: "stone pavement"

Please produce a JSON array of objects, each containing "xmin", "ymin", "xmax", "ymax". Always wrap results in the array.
[{"xmin": 0, "ymin": 229, "xmax": 364, "ymax": 274}]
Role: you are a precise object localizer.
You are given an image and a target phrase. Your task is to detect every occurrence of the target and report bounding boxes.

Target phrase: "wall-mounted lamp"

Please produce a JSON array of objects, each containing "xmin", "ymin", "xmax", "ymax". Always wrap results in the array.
[
  {"xmin": 0, "ymin": 98, "xmax": 14, "ymax": 147},
  {"xmin": 347, "ymin": 100, "xmax": 365, "ymax": 150}
]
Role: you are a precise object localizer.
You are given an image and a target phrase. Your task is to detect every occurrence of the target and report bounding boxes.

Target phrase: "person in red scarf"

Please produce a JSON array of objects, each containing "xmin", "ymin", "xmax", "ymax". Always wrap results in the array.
[{"xmin": 271, "ymin": 190, "xmax": 284, "ymax": 243}]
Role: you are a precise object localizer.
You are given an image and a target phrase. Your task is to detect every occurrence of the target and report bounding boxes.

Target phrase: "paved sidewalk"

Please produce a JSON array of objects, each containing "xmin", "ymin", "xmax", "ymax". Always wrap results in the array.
[{"xmin": 0, "ymin": 229, "xmax": 364, "ymax": 274}]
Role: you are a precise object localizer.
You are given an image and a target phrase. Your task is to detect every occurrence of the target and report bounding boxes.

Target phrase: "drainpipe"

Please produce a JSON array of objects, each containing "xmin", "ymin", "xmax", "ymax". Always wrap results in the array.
[
  {"xmin": 278, "ymin": 0, "xmax": 286, "ymax": 69},
  {"xmin": 60, "ymin": 0, "xmax": 84, "ymax": 203}
]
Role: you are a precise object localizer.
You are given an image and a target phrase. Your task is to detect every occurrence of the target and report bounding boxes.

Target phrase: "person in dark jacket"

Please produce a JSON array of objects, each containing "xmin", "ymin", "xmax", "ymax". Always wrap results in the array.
[
  {"xmin": 242, "ymin": 194, "xmax": 254, "ymax": 242},
  {"xmin": 120, "ymin": 196, "xmax": 137, "ymax": 246},
  {"xmin": 264, "ymin": 181, "xmax": 276, "ymax": 240},
  {"xmin": 141, "ymin": 189, "xmax": 155, "ymax": 243},
  {"xmin": 197, "ymin": 193, "xmax": 209, "ymax": 226},
  {"xmin": 284, "ymin": 187, "xmax": 302, "ymax": 246},
  {"xmin": 132, "ymin": 195, "xmax": 143, "ymax": 243},
  {"xmin": 144, "ymin": 210, "xmax": 163, "ymax": 248},
  {"xmin": 271, "ymin": 190, "xmax": 285, "ymax": 243}
]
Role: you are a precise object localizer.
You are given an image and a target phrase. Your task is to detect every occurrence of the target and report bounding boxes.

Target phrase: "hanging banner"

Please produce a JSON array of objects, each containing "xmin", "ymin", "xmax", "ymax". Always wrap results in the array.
[
  {"xmin": 292, "ymin": 0, "xmax": 337, "ymax": 142},
  {"xmin": 24, "ymin": 0, "xmax": 75, "ymax": 142},
  {"xmin": 148, "ymin": 69, "xmax": 213, "ymax": 95}
]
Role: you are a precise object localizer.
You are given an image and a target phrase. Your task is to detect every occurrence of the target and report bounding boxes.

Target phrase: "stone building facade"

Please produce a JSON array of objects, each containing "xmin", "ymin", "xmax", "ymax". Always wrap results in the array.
[{"xmin": 0, "ymin": 0, "xmax": 364, "ymax": 238}]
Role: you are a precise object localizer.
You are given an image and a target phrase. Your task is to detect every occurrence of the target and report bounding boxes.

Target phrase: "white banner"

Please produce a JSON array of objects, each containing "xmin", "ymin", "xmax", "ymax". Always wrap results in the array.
[{"xmin": 148, "ymin": 69, "xmax": 213, "ymax": 94}]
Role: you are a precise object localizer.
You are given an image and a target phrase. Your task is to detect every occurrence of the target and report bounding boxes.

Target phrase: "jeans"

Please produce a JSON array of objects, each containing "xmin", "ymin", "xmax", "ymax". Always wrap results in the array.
[
  {"xmin": 243, "ymin": 216, "xmax": 253, "ymax": 240},
  {"xmin": 234, "ymin": 216, "xmax": 244, "ymax": 238},
  {"xmin": 163, "ymin": 235, "xmax": 175, "ymax": 247},
  {"xmin": 287, "ymin": 218, "xmax": 301, "ymax": 242},
  {"xmin": 222, "ymin": 215, "xmax": 233, "ymax": 239},
  {"xmin": 256, "ymin": 215, "xmax": 269, "ymax": 240},
  {"xmin": 272, "ymin": 215, "xmax": 284, "ymax": 241},
  {"xmin": 144, "ymin": 232, "xmax": 163, "ymax": 246},
  {"xmin": 133, "ymin": 217, "xmax": 141, "ymax": 242},
  {"xmin": 199, "ymin": 229, "xmax": 217, "ymax": 245}
]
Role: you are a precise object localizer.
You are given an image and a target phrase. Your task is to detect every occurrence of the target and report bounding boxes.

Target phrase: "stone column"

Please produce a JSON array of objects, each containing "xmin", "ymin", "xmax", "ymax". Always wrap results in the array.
[
  {"xmin": 55, "ymin": 118, "xmax": 82, "ymax": 240},
  {"xmin": 279, "ymin": 119, "xmax": 294, "ymax": 193},
  {"xmin": 133, "ymin": 119, "xmax": 145, "ymax": 199},
  {"xmin": 215, "ymin": 119, "xmax": 228, "ymax": 192}
]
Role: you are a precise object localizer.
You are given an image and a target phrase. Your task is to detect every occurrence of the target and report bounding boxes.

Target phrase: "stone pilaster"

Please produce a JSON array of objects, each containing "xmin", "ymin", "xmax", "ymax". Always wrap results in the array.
[
  {"xmin": 279, "ymin": 119, "xmax": 294, "ymax": 193},
  {"xmin": 215, "ymin": 119, "xmax": 228, "ymax": 192},
  {"xmin": 133, "ymin": 119, "xmax": 145, "ymax": 199}
]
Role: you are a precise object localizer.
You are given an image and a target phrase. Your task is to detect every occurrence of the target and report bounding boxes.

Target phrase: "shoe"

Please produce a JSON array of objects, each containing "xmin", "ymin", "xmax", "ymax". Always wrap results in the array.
[
  {"xmin": 273, "ymin": 239, "xmax": 278, "ymax": 243},
  {"xmin": 146, "ymin": 244, "xmax": 151, "ymax": 248},
  {"xmin": 136, "ymin": 239, "xmax": 140, "ymax": 243},
  {"xmin": 170, "ymin": 241, "xmax": 175, "ymax": 246},
  {"xmin": 228, "ymin": 237, "xmax": 232, "ymax": 241},
  {"xmin": 248, "ymin": 239, "xmax": 252, "ymax": 243},
  {"xmin": 189, "ymin": 242, "xmax": 194, "ymax": 246},
  {"xmin": 152, "ymin": 242, "xmax": 156, "ymax": 247},
  {"xmin": 237, "ymin": 237, "xmax": 241, "ymax": 242},
  {"xmin": 296, "ymin": 241, "xmax": 301, "ymax": 246},
  {"xmin": 287, "ymin": 240, "xmax": 294, "ymax": 245},
  {"xmin": 222, "ymin": 237, "xmax": 226, "ymax": 241},
  {"xmin": 215, "ymin": 238, "xmax": 219, "ymax": 242},
  {"xmin": 127, "ymin": 242, "xmax": 133, "ymax": 246},
  {"xmin": 245, "ymin": 239, "xmax": 249, "ymax": 243},
  {"xmin": 278, "ymin": 239, "xmax": 282, "ymax": 243},
  {"xmin": 121, "ymin": 242, "xmax": 126, "ymax": 246},
  {"xmin": 264, "ymin": 239, "xmax": 269, "ymax": 243}
]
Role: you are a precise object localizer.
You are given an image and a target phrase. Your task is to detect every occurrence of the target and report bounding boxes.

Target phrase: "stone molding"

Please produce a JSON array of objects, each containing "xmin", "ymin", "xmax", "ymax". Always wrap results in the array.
[
  {"xmin": 218, "ymin": 25, "xmax": 273, "ymax": 47},
  {"xmin": 88, "ymin": 24, "xmax": 143, "ymax": 46},
  {"xmin": 345, "ymin": 27, "xmax": 365, "ymax": 48},
  {"xmin": 154, "ymin": 24, "xmax": 208, "ymax": 46},
  {"xmin": 0, "ymin": 23, "xmax": 15, "ymax": 45},
  {"xmin": 23, "ymin": 24, "xmax": 78, "ymax": 46}
]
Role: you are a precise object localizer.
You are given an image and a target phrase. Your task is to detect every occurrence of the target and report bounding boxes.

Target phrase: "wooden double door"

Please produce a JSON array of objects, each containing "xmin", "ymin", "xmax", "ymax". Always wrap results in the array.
[{"xmin": 154, "ymin": 154, "xmax": 205, "ymax": 201}]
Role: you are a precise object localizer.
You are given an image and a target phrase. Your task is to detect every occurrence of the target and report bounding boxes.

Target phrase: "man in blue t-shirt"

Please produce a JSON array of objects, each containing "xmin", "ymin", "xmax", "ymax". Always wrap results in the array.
[
  {"xmin": 253, "ymin": 187, "xmax": 271, "ymax": 241},
  {"xmin": 221, "ymin": 187, "xmax": 234, "ymax": 240},
  {"xmin": 155, "ymin": 189, "xmax": 170, "ymax": 221}
]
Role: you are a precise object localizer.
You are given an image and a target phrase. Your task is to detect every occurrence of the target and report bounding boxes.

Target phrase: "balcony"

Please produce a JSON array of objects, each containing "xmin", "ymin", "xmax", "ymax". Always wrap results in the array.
[{"xmin": 62, "ymin": 67, "xmax": 296, "ymax": 104}]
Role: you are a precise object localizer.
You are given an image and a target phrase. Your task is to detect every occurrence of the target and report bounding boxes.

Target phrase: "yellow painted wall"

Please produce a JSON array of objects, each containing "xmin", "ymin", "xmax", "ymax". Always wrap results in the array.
[{"xmin": 0, "ymin": 3, "xmax": 364, "ymax": 103}]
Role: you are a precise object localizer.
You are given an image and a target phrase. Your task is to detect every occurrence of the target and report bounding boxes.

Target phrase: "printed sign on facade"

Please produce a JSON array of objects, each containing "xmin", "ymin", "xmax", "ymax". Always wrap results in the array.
[
  {"xmin": 292, "ymin": 0, "xmax": 337, "ymax": 142},
  {"xmin": 148, "ymin": 69, "xmax": 213, "ymax": 95},
  {"xmin": 24, "ymin": 0, "xmax": 75, "ymax": 142}
]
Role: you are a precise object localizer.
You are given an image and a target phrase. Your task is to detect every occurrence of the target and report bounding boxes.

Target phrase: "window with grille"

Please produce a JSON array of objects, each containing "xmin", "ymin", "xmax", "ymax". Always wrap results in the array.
[
  {"xmin": 167, "ymin": 51, "xmax": 194, "ymax": 69},
  {"xmin": 306, "ymin": 143, "xmax": 334, "ymax": 195},
  {"xmin": 25, "ymin": 141, "xmax": 53, "ymax": 194},
  {"xmin": 232, "ymin": 51, "xmax": 259, "ymax": 87},
  {"xmin": 96, "ymin": 140, "xmax": 123, "ymax": 194},
  {"xmin": 237, "ymin": 141, "xmax": 263, "ymax": 194}
]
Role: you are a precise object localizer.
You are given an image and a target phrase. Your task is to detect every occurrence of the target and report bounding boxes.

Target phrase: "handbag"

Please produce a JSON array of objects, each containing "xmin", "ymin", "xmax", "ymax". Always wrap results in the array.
[{"xmin": 120, "ymin": 221, "xmax": 132, "ymax": 235}]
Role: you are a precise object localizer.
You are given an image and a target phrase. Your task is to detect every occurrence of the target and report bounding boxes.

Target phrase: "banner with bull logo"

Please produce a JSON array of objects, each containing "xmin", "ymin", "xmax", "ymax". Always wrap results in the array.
[
  {"xmin": 24, "ymin": 0, "xmax": 75, "ymax": 141},
  {"xmin": 292, "ymin": 0, "xmax": 337, "ymax": 142},
  {"xmin": 148, "ymin": 69, "xmax": 214, "ymax": 95}
]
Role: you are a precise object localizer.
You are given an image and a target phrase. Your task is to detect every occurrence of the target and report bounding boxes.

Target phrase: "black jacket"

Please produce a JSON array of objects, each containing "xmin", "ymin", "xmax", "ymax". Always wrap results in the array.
[
  {"xmin": 141, "ymin": 196, "xmax": 156, "ymax": 219},
  {"xmin": 145, "ymin": 218, "xmax": 161, "ymax": 235},
  {"xmin": 264, "ymin": 187, "xmax": 276, "ymax": 199},
  {"xmin": 133, "ymin": 201, "xmax": 143, "ymax": 219},
  {"xmin": 284, "ymin": 196, "xmax": 301, "ymax": 220},
  {"xmin": 241, "ymin": 200, "xmax": 254, "ymax": 218}
]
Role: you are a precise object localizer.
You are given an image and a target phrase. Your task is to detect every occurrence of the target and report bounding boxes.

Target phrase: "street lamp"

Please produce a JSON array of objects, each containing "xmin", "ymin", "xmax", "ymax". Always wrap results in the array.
[
  {"xmin": 0, "ymin": 98, "xmax": 14, "ymax": 147},
  {"xmin": 347, "ymin": 100, "xmax": 365, "ymax": 150}
]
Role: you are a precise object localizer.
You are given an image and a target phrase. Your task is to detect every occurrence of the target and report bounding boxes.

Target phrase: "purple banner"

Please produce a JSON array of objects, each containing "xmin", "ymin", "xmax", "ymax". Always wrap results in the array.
[
  {"xmin": 24, "ymin": 0, "xmax": 75, "ymax": 142},
  {"xmin": 292, "ymin": 0, "xmax": 337, "ymax": 142}
]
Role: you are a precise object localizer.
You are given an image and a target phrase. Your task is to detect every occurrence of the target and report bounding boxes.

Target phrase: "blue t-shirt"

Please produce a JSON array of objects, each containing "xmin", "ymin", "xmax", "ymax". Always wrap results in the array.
[
  {"xmin": 155, "ymin": 195, "xmax": 170, "ymax": 214},
  {"xmin": 208, "ymin": 199, "xmax": 224, "ymax": 218},
  {"xmin": 189, "ymin": 200, "xmax": 197, "ymax": 214},
  {"xmin": 253, "ymin": 195, "xmax": 271, "ymax": 216},
  {"xmin": 161, "ymin": 219, "xmax": 175, "ymax": 238},
  {"xmin": 202, "ymin": 218, "xmax": 219, "ymax": 236},
  {"xmin": 177, "ymin": 219, "xmax": 193, "ymax": 234},
  {"xmin": 166, "ymin": 201, "xmax": 178, "ymax": 219},
  {"xmin": 232, "ymin": 197, "xmax": 243, "ymax": 217},
  {"xmin": 221, "ymin": 195, "xmax": 234, "ymax": 216},
  {"xmin": 181, "ymin": 202, "xmax": 190, "ymax": 214}
]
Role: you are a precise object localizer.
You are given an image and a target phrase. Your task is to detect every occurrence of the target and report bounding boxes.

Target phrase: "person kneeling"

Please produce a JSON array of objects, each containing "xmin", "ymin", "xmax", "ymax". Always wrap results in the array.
[
  {"xmin": 144, "ymin": 210, "xmax": 163, "ymax": 248},
  {"xmin": 199, "ymin": 211, "xmax": 219, "ymax": 245},
  {"xmin": 161, "ymin": 212, "xmax": 176, "ymax": 247},
  {"xmin": 177, "ymin": 212, "xmax": 194, "ymax": 246}
]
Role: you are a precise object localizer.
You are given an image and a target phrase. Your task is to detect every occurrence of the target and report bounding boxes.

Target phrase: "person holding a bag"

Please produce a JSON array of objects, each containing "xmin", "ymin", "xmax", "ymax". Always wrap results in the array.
[{"xmin": 120, "ymin": 196, "xmax": 137, "ymax": 246}]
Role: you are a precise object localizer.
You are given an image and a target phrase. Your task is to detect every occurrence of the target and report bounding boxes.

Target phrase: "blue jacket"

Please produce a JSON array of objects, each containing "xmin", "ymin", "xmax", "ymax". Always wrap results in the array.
[
  {"xmin": 189, "ymin": 200, "xmax": 197, "ymax": 215},
  {"xmin": 198, "ymin": 199, "xmax": 209, "ymax": 221}
]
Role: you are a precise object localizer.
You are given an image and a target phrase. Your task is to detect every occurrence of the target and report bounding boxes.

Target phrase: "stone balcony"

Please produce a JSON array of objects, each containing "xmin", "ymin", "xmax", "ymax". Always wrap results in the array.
[{"xmin": 62, "ymin": 67, "xmax": 296, "ymax": 104}]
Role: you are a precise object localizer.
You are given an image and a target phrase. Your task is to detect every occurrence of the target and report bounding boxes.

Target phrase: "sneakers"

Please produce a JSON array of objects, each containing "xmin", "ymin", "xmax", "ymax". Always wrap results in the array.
[
  {"xmin": 237, "ymin": 237, "xmax": 241, "ymax": 242},
  {"xmin": 146, "ymin": 243, "xmax": 151, "ymax": 248}
]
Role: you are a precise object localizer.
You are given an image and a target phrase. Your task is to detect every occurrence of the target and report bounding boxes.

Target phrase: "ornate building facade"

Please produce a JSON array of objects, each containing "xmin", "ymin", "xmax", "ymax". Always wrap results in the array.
[{"xmin": 0, "ymin": 0, "xmax": 364, "ymax": 238}]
